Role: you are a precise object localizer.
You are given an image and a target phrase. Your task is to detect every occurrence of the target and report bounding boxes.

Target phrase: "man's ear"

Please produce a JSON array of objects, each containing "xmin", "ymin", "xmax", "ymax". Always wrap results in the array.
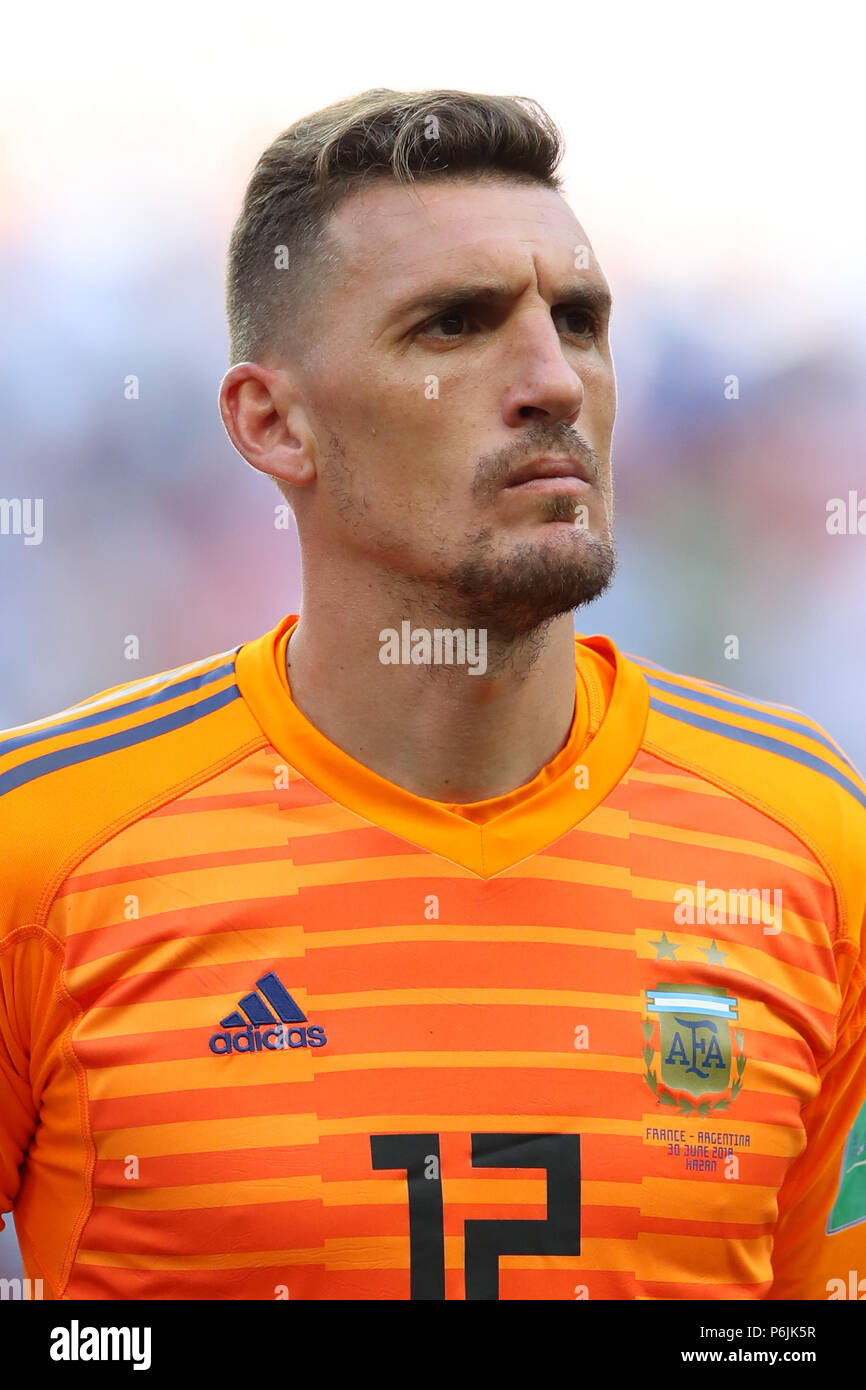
[{"xmin": 218, "ymin": 362, "xmax": 317, "ymax": 488}]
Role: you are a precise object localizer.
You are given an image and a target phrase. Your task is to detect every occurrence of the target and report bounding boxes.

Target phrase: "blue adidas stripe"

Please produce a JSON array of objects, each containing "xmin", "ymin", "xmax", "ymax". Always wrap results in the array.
[
  {"xmin": 0, "ymin": 683, "xmax": 241, "ymax": 797},
  {"xmin": 649, "ymin": 696, "xmax": 866, "ymax": 812},
  {"xmin": 0, "ymin": 658, "xmax": 238, "ymax": 762},
  {"xmin": 220, "ymin": 974, "xmax": 307, "ymax": 1028},
  {"xmin": 257, "ymin": 971, "xmax": 307, "ymax": 1022},
  {"xmin": 631, "ymin": 658, "xmax": 800, "ymax": 713},
  {"xmin": 644, "ymin": 674, "xmax": 859, "ymax": 775}
]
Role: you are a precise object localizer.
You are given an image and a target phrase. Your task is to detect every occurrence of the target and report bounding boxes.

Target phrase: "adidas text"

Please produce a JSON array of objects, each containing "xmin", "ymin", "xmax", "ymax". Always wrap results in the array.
[{"xmin": 209, "ymin": 1022, "xmax": 328, "ymax": 1054}]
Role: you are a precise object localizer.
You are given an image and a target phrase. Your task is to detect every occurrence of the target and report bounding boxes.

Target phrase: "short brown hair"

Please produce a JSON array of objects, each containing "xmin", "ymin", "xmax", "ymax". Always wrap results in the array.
[{"xmin": 225, "ymin": 88, "xmax": 565, "ymax": 366}]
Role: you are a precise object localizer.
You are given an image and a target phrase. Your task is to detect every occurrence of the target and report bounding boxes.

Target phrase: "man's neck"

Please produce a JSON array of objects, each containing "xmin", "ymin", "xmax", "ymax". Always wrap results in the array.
[{"xmin": 284, "ymin": 588, "xmax": 579, "ymax": 803}]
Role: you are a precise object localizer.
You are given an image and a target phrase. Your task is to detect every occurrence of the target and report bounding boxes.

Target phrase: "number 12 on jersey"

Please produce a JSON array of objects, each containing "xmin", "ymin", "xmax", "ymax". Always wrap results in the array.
[{"xmin": 370, "ymin": 1132, "xmax": 582, "ymax": 1300}]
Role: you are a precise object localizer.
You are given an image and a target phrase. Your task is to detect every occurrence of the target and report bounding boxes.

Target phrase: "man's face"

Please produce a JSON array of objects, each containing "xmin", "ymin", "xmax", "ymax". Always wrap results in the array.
[{"xmin": 290, "ymin": 174, "xmax": 617, "ymax": 638}]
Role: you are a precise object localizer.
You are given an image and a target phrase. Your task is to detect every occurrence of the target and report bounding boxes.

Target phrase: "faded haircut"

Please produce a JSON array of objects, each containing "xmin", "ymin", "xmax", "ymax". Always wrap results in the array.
[{"xmin": 225, "ymin": 88, "xmax": 565, "ymax": 366}]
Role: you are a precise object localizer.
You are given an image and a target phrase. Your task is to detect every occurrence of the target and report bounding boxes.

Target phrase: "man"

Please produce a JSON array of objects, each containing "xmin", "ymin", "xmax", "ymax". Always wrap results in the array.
[{"xmin": 1, "ymin": 89, "xmax": 864, "ymax": 1301}]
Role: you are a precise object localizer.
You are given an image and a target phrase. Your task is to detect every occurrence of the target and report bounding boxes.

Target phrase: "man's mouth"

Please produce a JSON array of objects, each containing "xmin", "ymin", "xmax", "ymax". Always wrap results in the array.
[{"xmin": 503, "ymin": 455, "xmax": 593, "ymax": 492}]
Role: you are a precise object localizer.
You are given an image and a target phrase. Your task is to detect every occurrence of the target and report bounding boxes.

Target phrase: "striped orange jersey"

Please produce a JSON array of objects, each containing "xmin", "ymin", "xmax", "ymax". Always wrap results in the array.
[{"xmin": 1, "ymin": 612, "xmax": 865, "ymax": 1301}]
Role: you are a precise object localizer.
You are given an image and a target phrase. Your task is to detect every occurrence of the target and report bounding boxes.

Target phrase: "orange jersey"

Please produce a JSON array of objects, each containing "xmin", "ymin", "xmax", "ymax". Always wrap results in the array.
[{"xmin": 1, "ymin": 613, "xmax": 864, "ymax": 1300}]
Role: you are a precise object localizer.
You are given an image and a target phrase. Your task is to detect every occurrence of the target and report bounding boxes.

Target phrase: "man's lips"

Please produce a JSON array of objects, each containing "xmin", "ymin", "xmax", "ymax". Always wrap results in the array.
[
  {"xmin": 505, "ymin": 476, "xmax": 590, "ymax": 493},
  {"xmin": 503, "ymin": 456, "xmax": 593, "ymax": 491}
]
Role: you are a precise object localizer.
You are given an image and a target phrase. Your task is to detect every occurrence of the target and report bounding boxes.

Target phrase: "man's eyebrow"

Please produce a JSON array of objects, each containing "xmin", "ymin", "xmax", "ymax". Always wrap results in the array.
[{"xmin": 387, "ymin": 279, "xmax": 613, "ymax": 322}]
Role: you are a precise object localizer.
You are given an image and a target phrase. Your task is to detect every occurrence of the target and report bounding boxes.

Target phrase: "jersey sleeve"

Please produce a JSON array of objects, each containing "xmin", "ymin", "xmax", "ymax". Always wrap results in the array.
[
  {"xmin": 0, "ymin": 646, "xmax": 258, "ymax": 1290},
  {"xmin": 767, "ymin": 913, "xmax": 866, "ymax": 1297},
  {"xmin": 0, "ymin": 938, "xmax": 42, "ymax": 1230},
  {"xmin": 639, "ymin": 669, "xmax": 866, "ymax": 1299}
]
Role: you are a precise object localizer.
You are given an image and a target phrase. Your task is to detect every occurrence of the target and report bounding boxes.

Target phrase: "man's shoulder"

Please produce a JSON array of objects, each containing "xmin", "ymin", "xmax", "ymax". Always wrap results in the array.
[
  {"xmin": 627, "ymin": 648, "xmax": 863, "ymax": 801},
  {"xmin": 0, "ymin": 643, "xmax": 261, "ymax": 936},
  {"xmin": 625, "ymin": 646, "xmax": 866, "ymax": 936}
]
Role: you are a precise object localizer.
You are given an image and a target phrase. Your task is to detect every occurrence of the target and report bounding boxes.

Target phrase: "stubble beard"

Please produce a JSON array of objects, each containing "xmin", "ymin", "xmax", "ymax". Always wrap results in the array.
[
  {"xmin": 439, "ymin": 490, "xmax": 617, "ymax": 648},
  {"xmin": 322, "ymin": 426, "xmax": 617, "ymax": 654},
  {"xmin": 445, "ymin": 536, "xmax": 616, "ymax": 650}
]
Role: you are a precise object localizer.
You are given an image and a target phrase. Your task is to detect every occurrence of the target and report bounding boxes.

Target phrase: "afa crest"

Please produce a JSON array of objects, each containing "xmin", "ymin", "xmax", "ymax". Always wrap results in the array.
[{"xmin": 642, "ymin": 983, "xmax": 747, "ymax": 1117}]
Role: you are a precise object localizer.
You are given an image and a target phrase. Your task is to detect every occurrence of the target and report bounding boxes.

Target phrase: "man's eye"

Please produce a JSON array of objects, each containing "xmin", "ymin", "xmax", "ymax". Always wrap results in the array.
[
  {"xmin": 418, "ymin": 307, "xmax": 598, "ymax": 340},
  {"xmin": 422, "ymin": 310, "xmax": 474, "ymax": 338},
  {"xmin": 553, "ymin": 307, "xmax": 598, "ymax": 338}
]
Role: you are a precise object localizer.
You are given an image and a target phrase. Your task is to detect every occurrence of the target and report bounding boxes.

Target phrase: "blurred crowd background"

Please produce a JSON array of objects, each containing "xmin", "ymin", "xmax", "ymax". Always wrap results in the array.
[{"xmin": 1, "ymin": 0, "xmax": 863, "ymax": 1284}]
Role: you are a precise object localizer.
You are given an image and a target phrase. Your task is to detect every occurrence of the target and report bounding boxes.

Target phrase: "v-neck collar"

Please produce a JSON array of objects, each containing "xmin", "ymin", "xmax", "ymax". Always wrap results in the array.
[{"xmin": 235, "ymin": 614, "xmax": 649, "ymax": 879}]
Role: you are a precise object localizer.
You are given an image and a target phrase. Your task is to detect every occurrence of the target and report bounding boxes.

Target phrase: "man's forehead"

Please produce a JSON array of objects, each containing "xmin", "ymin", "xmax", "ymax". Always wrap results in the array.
[{"xmin": 325, "ymin": 176, "xmax": 600, "ymax": 284}]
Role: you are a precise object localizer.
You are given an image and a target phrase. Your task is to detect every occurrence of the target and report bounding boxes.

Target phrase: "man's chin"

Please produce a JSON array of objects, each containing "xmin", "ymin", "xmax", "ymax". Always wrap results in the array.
[{"xmin": 447, "ymin": 533, "xmax": 617, "ymax": 642}]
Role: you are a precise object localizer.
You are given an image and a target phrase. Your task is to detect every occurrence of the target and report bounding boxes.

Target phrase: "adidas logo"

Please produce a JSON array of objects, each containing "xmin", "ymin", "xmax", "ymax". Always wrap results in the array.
[{"xmin": 208, "ymin": 971, "xmax": 328, "ymax": 1055}]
